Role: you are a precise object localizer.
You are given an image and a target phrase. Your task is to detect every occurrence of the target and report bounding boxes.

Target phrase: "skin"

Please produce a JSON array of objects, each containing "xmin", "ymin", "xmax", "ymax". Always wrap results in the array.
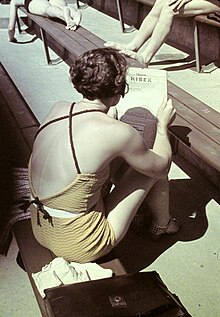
[
  {"xmin": 105, "ymin": 0, "xmax": 220, "ymax": 66},
  {"xmin": 30, "ymin": 95, "xmax": 177, "ymax": 244},
  {"xmin": 8, "ymin": 0, "xmax": 81, "ymax": 42}
]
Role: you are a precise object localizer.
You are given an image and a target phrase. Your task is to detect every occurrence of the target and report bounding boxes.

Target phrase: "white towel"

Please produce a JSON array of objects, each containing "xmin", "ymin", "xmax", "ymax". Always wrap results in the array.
[{"xmin": 32, "ymin": 257, "xmax": 113, "ymax": 297}]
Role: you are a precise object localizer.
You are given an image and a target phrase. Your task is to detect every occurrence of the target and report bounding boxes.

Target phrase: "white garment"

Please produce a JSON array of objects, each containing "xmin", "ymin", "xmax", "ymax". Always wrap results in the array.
[
  {"xmin": 31, "ymin": 194, "xmax": 84, "ymax": 218},
  {"xmin": 32, "ymin": 257, "xmax": 113, "ymax": 297}
]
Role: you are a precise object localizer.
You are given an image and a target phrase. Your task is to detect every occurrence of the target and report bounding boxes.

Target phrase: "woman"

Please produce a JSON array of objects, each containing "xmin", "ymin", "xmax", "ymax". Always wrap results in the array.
[
  {"xmin": 25, "ymin": 48, "xmax": 179, "ymax": 263},
  {"xmin": 105, "ymin": 0, "xmax": 220, "ymax": 66},
  {"xmin": 8, "ymin": 0, "xmax": 81, "ymax": 42}
]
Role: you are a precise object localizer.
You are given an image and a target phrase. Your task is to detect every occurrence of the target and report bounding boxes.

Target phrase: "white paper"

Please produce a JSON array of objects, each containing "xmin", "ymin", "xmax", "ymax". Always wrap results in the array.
[{"xmin": 117, "ymin": 67, "xmax": 167, "ymax": 118}]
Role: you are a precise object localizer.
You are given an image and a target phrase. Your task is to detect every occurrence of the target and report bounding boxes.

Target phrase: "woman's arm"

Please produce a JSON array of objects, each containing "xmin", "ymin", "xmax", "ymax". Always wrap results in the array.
[{"xmin": 118, "ymin": 99, "xmax": 175, "ymax": 178}]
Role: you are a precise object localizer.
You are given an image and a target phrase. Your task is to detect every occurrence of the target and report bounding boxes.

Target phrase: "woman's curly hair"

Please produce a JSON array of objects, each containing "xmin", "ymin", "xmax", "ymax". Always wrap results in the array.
[{"xmin": 69, "ymin": 48, "xmax": 128, "ymax": 100}]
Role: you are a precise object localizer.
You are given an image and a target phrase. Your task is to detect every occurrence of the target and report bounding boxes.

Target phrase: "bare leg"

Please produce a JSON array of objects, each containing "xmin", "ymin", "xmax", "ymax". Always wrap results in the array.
[
  {"xmin": 122, "ymin": 0, "xmax": 220, "ymax": 65},
  {"xmin": 104, "ymin": 0, "xmax": 166, "ymax": 52},
  {"xmin": 142, "ymin": 0, "xmax": 220, "ymax": 65},
  {"xmin": 29, "ymin": 0, "xmax": 81, "ymax": 30},
  {"xmin": 145, "ymin": 176, "xmax": 171, "ymax": 226},
  {"xmin": 105, "ymin": 167, "xmax": 177, "ymax": 245},
  {"xmin": 8, "ymin": 0, "xmax": 24, "ymax": 42}
]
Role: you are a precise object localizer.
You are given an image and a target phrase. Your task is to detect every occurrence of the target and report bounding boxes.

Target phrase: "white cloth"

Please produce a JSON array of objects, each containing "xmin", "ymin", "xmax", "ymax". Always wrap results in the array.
[{"xmin": 32, "ymin": 257, "xmax": 113, "ymax": 297}]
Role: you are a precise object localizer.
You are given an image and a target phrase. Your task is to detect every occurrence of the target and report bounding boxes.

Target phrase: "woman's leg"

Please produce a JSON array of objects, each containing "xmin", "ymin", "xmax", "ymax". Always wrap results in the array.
[
  {"xmin": 105, "ymin": 0, "xmax": 166, "ymax": 51},
  {"xmin": 8, "ymin": 0, "xmax": 25, "ymax": 42},
  {"xmin": 29, "ymin": 0, "xmax": 81, "ymax": 30},
  {"xmin": 28, "ymin": 0, "xmax": 51, "ymax": 16},
  {"xmin": 142, "ymin": 0, "xmax": 220, "ymax": 65},
  {"xmin": 121, "ymin": 0, "xmax": 220, "ymax": 65},
  {"xmin": 105, "ymin": 167, "xmax": 176, "ymax": 245},
  {"xmin": 145, "ymin": 176, "xmax": 170, "ymax": 225},
  {"xmin": 49, "ymin": 0, "xmax": 81, "ymax": 29}
]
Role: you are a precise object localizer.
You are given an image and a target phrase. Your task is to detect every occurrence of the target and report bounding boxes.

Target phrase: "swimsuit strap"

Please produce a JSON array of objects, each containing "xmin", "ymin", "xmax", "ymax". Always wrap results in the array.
[
  {"xmin": 34, "ymin": 102, "xmax": 103, "ymax": 174},
  {"xmin": 68, "ymin": 102, "xmax": 103, "ymax": 174},
  {"xmin": 69, "ymin": 102, "xmax": 81, "ymax": 174}
]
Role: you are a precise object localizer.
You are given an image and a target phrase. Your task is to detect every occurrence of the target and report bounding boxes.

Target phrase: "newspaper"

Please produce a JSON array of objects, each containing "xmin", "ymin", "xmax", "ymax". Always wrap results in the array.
[{"xmin": 116, "ymin": 67, "xmax": 168, "ymax": 119}]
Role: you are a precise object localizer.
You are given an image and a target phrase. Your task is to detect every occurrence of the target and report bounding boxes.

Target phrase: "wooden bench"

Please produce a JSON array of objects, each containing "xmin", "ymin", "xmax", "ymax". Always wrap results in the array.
[
  {"xmin": 17, "ymin": 6, "xmax": 105, "ymax": 64},
  {"xmin": 0, "ymin": 62, "xmax": 126, "ymax": 317},
  {"xmin": 194, "ymin": 14, "xmax": 220, "ymax": 72},
  {"xmin": 17, "ymin": 5, "xmax": 220, "ymax": 187}
]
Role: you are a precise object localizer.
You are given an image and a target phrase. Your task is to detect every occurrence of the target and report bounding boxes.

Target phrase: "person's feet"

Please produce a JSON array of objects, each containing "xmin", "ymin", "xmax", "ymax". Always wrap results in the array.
[
  {"xmin": 104, "ymin": 41, "xmax": 130, "ymax": 51},
  {"xmin": 8, "ymin": 29, "xmax": 17, "ymax": 42},
  {"xmin": 120, "ymin": 49, "xmax": 146, "ymax": 64},
  {"xmin": 64, "ymin": 7, "xmax": 82, "ymax": 31},
  {"xmin": 148, "ymin": 218, "xmax": 180, "ymax": 241},
  {"xmin": 104, "ymin": 42, "xmax": 147, "ymax": 65},
  {"xmin": 65, "ymin": 20, "xmax": 77, "ymax": 30}
]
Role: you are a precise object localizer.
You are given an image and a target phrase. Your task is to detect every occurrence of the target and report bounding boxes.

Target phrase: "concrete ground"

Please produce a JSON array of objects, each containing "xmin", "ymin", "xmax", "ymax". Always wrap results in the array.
[{"xmin": 0, "ymin": 1, "xmax": 220, "ymax": 316}]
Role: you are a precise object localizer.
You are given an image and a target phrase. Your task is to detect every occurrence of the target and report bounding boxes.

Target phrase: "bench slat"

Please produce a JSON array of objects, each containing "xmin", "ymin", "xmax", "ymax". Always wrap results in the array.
[
  {"xmin": 194, "ymin": 14, "xmax": 220, "ymax": 28},
  {"xmin": 53, "ymin": 20, "xmax": 100, "ymax": 51},
  {"xmin": 173, "ymin": 101, "xmax": 220, "ymax": 147},
  {"xmin": 76, "ymin": 27, "xmax": 105, "ymax": 47},
  {"xmin": 168, "ymin": 81, "xmax": 220, "ymax": 130},
  {"xmin": 170, "ymin": 117, "xmax": 220, "ymax": 172}
]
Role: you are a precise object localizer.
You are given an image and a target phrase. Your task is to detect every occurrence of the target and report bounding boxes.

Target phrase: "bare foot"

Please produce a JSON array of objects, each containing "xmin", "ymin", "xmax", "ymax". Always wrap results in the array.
[
  {"xmin": 120, "ymin": 49, "xmax": 146, "ymax": 65},
  {"xmin": 65, "ymin": 21, "xmax": 77, "ymax": 31},
  {"xmin": 104, "ymin": 41, "xmax": 130, "ymax": 51},
  {"xmin": 8, "ymin": 29, "xmax": 17, "ymax": 42}
]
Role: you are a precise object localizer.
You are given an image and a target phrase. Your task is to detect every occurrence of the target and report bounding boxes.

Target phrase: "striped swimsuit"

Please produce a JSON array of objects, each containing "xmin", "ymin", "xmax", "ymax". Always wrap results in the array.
[{"xmin": 28, "ymin": 103, "xmax": 116, "ymax": 263}]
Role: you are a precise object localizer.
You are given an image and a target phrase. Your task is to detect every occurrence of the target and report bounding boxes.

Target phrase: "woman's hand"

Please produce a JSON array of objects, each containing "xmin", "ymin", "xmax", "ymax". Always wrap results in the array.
[
  {"xmin": 156, "ymin": 98, "xmax": 176, "ymax": 128},
  {"xmin": 168, "ymin": 0, "xmax": 192, "ymax": 11}
]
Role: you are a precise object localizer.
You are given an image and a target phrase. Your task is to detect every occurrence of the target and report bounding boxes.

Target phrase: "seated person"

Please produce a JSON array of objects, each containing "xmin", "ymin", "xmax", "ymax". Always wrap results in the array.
[
  {"xmin": 105, "ymin": 0, "xmax": 220, "ymax": 66},
  {"xmin": 25, "ymin": 48, "xmax": 179, "ymax": 263},
  {"xmin": 8, "ymin": 0, "xmax": 82, "ymax": 42}
]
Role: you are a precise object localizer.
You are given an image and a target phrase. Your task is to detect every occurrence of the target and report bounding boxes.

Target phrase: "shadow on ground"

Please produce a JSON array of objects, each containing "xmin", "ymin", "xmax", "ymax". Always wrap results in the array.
[{"xmin": 112, "ymin": 154, "xmax": 219, "ymax": 273}]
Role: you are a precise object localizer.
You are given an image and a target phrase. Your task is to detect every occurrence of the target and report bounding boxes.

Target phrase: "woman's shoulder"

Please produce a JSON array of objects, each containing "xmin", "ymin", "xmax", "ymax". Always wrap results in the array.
[
  {"xmin": 41, "ymin": 101, "xmax": 71, "ymax": 124},
  {"xmin": 104, "ymin": 118, "xmax": 139, "ymax": 149}
]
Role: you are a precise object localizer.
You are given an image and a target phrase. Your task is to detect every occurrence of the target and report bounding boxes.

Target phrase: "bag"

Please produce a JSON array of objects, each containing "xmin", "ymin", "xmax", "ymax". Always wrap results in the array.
[{"xmin": 44, "ymin": 271, "xmax": 191, "ymax": 316}]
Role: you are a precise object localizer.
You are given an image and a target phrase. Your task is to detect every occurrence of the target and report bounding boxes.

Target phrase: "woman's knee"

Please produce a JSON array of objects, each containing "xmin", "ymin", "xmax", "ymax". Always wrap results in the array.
[
  {"xmin": 161, "ymin": 2, "xmax": 176, "ymax": 17},
  {"xmin": 150, "ymin": 0, "xmax": 168, "ymax": 15},
  {"xmin": 49, "ymin": 0, "xmax": 67, "ymax": 7},
  {"xmin": 28, "ymin": 0, "xmax": 51, "ymax": 16}
]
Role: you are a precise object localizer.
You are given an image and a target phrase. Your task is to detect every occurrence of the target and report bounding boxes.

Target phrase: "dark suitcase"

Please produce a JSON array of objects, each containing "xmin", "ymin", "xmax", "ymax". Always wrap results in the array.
[{"xmin": 44, "ymin": 271, "xmax": 191, "ymax": 316}]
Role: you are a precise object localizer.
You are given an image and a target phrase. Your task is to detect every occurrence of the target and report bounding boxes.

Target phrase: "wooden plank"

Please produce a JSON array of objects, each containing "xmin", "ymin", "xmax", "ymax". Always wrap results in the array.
[
  {"xmin": 13, "ymin": 220, "xmax": 54, "ymax": 317},
  {"xmin": 54, "ymin": 22, "xmax": 98, "ymax": 51},
  {"xmin": 0, "ymin": 90, "xmax": 30, "ymax": 166},
  {"xmin": 136, "ymin": 0, "xmax": 155, "ymax": 6},
  {"xmin": 168, "ymin": 81, "xmax": 220, "ymax": 129},
  {"xmin": 0, "ymin": 63, "xmax": 38, "ymax": 129},
  {"xmin": 171, "ymin": 98, "xmax": 220, "ymax": 146},
  {"xmin": 194, "ymin": 14, "xmax": 220, "ymax": 28},
  {"xmin": 77, "ymin": 27, "xmax": 105, "ymax": 47},
  {"xmin": 20, "ymin": 7, "xmax": 102, "ymax": 53},
  {"xmin": 22, "ymin": 126, "xmax": 39, "ymax": 150},
  {"xmin": 170, "ymin": 117, "xmax": 220, "ymax": 172}
]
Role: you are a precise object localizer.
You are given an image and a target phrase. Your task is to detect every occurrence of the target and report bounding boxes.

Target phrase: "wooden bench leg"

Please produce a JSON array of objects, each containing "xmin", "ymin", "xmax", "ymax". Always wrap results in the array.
[
  {"xmin": 40, "ymin": 28, "xmax": 52, "ymax": 65},
  {"xmin": 217, "ymin": 29, "xmax": 220, "ymax": 68},
  {"xmin": 76, "ymin": 0, "xmax": 89, "ymax": 9},
  {"xmin": 16, "ymin": 11, "xmax": 22, "ymax": 34},
  {"xmin": 116, "ymin": 0, "xmax": 135, "ymax": 33},
  {"xmin": 194, "ymin": 20, "xmax": 202, "ymax": 72}
]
